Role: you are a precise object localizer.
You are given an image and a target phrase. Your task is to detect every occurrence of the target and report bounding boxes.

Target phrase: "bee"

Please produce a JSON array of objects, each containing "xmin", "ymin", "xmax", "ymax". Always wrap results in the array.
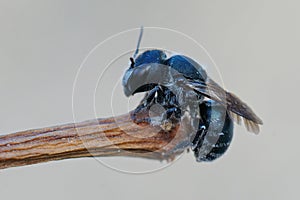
[{"xmin": 122, "ymin": 27, "xmax": 263, "ymax": 162}]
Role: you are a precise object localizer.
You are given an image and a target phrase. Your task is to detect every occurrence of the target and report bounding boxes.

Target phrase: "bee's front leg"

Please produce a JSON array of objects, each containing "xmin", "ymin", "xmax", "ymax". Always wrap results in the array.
[{"xmin": 131, "ymin": 85, "xmax": 162, "ymax": 124}]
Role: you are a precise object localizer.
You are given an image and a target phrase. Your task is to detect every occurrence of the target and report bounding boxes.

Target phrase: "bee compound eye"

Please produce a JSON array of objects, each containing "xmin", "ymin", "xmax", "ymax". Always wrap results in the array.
[{"xmin": 129, "ymin": 57, "xmax": 135, "ymax": 68}]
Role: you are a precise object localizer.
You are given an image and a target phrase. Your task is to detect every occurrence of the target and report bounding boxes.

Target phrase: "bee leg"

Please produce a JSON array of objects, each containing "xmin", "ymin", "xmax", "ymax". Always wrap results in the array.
[
  {"xmin": 154, "ymin": 87, "xmax": 181, "ymax": 121},
  {"xmin": 191, "ymin": 125, "xmax": 207, "ymax": 151},
  {"xmin": 144, "ymin": 85, "xmax": 161, "ymax": 105},
  {"xmin": 166, "ymin": 107, "xmax": 180, "ymax": 119},
  {"xmin": 161, "ymin": 106, "xmax": 181, "ymax": 121},
  {"xmin": 131, "ymin": 85, "xmax": 161, "ymax": 123},
  {"xmin": 131, "ymin": 103, "xmax": 151, "ymax": 124}
]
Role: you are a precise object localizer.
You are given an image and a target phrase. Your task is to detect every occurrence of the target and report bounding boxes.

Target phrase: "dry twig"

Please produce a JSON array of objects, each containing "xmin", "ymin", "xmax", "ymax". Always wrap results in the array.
[{"xmin": 0, "ymin": 110, "xmax": 185, "ymax": 169}]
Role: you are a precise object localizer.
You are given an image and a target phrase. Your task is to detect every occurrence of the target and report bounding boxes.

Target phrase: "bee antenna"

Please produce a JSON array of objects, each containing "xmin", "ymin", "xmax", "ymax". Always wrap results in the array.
[{"xmin": 133, "ymin": 26, "xmax": 144, "ymax": 58}]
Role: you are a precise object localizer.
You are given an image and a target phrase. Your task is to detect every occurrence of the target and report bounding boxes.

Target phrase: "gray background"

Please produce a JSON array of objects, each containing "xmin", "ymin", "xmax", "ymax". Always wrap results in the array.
[{"xmin": 0, "ymin": 0, "xmax": 299, "ymax": 200}]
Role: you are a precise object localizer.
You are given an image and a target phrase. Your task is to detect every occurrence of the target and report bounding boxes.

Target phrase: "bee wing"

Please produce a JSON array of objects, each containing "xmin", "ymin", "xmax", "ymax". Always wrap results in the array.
[{"xmin": 186, "ymin": 77, "xmax": 263, "ymax": 134}]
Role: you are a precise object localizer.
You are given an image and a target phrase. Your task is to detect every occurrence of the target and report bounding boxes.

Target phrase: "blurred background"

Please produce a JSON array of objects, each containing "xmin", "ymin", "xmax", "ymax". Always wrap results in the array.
[{"xmin": 0, "ymin": 0, "xmax": 299, "ymax": 199}]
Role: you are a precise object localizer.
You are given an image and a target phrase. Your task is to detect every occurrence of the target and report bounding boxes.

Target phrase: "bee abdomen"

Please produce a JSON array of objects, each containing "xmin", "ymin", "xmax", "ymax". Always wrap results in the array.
[{"xmin": 193, "ymin": 100, "xmax": 234, "ymax": 162}]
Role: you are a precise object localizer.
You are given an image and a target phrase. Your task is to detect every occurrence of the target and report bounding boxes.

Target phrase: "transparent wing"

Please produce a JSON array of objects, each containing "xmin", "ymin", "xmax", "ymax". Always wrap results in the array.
[{"xmin": 186, "ymin": 77, "xmax": 263, "ymax": 134}]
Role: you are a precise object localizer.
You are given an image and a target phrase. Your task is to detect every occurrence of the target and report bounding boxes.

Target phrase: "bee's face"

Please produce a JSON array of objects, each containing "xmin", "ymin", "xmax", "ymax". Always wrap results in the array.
[{"xmin": 122, "ymin": 50, "xmax": 167, "ymax": 96}]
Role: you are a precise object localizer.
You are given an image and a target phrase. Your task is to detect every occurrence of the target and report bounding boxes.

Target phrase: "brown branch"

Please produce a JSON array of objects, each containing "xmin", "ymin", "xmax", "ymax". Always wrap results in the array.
[{"xmin": 0, "ymin": 111, "xmax": 187, "ymax": 169}]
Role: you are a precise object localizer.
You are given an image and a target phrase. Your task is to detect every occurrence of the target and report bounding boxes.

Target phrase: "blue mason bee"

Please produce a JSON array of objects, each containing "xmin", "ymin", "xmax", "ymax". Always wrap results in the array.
[{"xmin": 122, "ymin": 27, "xmax": 263, "ymax": 162}]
